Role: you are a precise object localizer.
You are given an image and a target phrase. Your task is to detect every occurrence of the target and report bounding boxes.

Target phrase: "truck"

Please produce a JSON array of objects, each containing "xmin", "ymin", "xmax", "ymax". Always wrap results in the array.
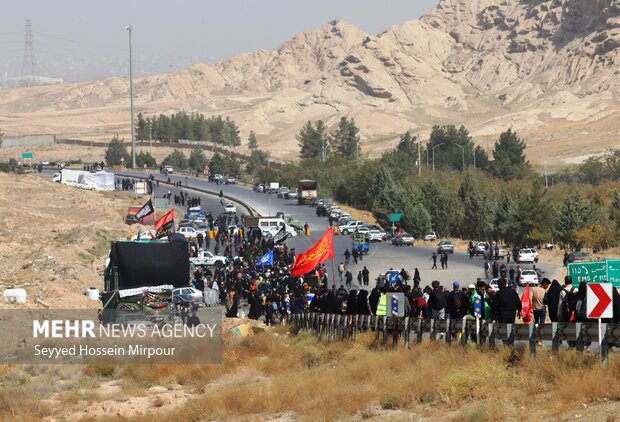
[
  {"xmin": 275, "ymin": 212, "xmax": 304, "ymax": 231},
  {"xmin": 55, "ymin": 168, "xmax": 85, "ymax": 187},
  {"xmin": 297, "ymin": 179, "xmax": 318, "ymax": 205},
  {"xmin": 267, "ymin": 182, "xmax": 279, "ymax": 194},
  {"xmin": 243, "ymin": 216, "xmax": 298, "ymax": 237},
  {"xmin": 189, "ymin": 250, "xmax": 228, "ymax": 267}
]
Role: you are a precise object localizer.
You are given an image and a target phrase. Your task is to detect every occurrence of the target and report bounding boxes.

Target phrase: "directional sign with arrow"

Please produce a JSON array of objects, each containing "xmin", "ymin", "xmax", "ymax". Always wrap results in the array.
[{"xmin": 587, "ymin": 283, "xmax": 613, "ymax": 319}]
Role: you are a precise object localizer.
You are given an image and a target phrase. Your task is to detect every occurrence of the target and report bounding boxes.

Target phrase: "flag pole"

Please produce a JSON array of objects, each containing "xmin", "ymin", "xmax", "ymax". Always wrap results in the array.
[{"xmin": 331, "ymin": 254, "xmax": 336, "ymax": 288}]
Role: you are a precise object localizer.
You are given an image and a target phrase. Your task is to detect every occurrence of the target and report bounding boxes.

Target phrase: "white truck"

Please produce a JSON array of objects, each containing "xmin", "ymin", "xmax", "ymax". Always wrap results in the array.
[
  {"xmin": 189, "ymin": 250, "xmax": 227, "ymax": 267},
  {"xmin": 54, "ymin": 169, "xmax": 85, "ymax": 187},
  {"xmin": 268, "ymin": 182, "xmax": 280, "ymax": 194}
]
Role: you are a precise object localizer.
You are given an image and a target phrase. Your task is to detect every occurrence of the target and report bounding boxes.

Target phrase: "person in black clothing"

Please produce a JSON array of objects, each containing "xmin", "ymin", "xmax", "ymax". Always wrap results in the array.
[
  {"xmin": 323, "ymin": 288, "xmax": 341, "ymax": 314},
  {"xmin": 493, "ymin": 278, "xmax": 522, "ymax": 323},
  {"xmin": 345, "ymin": 270, "xmax": 353, "ymax": 289},
  {"xmin": 448, "ymin": 281, "xmax": 467, "ymax": 319},
  {"xmin": 413, "ymin": 268, "xmax": 421, "ymax": 288},
  {"xmin": 346, "ymin": 290, "xmax": 358, "ymax": 315},
  {"xmin": 368, "ymin": 288, "xmax": 380, "ymax": 315},
  {"xmin": 430, "ymin": 253, "xmax": 438, "ymax": 269},
  {"xmin": 356, "ymin": 290, "xmax": 371, "ymax": 315},
  {"xmin": 186, "ymin": 310, "xmax": 200, "ymax": 327},
  {"xmin": 352, "ymin": 248, "xmax": 359, "ymax": 265},
  {"xmin": 362, "ymin": 266, "xmax": 370, "ymax": 286},
  {"xmin": 545, "ymin": 279, "xmax": 562, "ymax": 322},
  {"xmin": 427, "ymin": 280, "xmax": 447, "ymax": 319}
]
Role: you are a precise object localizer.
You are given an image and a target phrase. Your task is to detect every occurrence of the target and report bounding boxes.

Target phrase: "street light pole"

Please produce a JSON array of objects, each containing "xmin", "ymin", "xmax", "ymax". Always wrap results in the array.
[
  {"xmin": 542, "ymin": 139, "xmax": 548, "ymax": 188},
  {"xmin": 455, "ymin": 143, "xmax": 465, "ymax": 171},
  {"xmin": 432, "ymin": 143, "xmax": 444, "ymax": 171},
  {"xmin": 127, "ymin": 25, "xmax": 136, "ymax": 169}
]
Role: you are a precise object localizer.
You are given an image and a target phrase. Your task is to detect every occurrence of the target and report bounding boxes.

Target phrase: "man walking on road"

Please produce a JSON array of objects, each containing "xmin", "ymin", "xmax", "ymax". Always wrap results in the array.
[
  {"xmin": 494, "ymin": 278, "xmax": 522, "ymax": 323},
  {"xmin": 430, "ymin": 252, "xmax": 438, "ymax": 269},
  {"xmin": 345, "ymin": 269, "xmax": 353, "ymax": 290},
  {"xmin": 531, "ymin": 278, "xmax": 550, "ymax": 324},
  {"xmin": 362, "ymin": 266, "xmax": 370, "ymax": 286}
]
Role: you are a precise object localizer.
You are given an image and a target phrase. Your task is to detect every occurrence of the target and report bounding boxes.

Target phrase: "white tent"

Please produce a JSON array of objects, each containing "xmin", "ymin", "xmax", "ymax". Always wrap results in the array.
[{"xmin": 82, "ymin": 171, "xmax": 115, "ymax": 191}]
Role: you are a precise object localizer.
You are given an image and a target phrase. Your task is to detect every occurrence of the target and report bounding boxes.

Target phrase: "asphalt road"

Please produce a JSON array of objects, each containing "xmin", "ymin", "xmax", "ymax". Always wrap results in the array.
[{"xmin": 113, "ymin": 171, "xmax": 561, "ymax": 291}]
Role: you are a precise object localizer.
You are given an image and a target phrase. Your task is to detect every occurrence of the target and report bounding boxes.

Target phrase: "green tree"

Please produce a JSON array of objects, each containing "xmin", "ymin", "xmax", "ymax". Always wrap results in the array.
[
  {"xmin": 136, "ymin": 151, "xmax": 156, "ymax": 168},
  {"xmin": 104, "ymin": 136, "xmax": 130, "ymax": 166},
  {"xmin": 396, "ymin": 131, "xmax": 416, "ymax": 156},
  {"xmin": 162, "ymin": 149, "xmax": 188, "ymax": 170},
  {"xmin": 492, "ymin": 189, "xmax": 512, "ymax": 242},
  {"xmin": 188, "ymin": 148, "xmax": 208, "ymax": 173},
  {"xmin": 420, "ymin": 178, "xmax": 462, "ymax": 237},
  {"xmin": 370, "ymin": 165, "xmax": 402, "ymax": 227},
  {"xmin": 209, "ymin": 152, "xmax": 226, "ymax": 176},
  {"xmin": 401, "ymin": 185, "xmax": 431, "ymax": 238},
  {"xmin": 610, "ymin": 190, "xmax": 620, "ymax": 234},
  {"xmin": 554, "ymin": 193, "xmax": 593, "ymax": 249},
  {"xmin": 489, "ymin": 128, "xmax": 530, "ymax": 180},
  {"xmin": 458, "ymin": 172, "xmax": 491, "ymax": 240},
  {"xmin": 330, "ymin": 117, "xmax": 360, "ymax": 160},
  {"xmin": 224, "ymin": 117, "xmax": 241, "ymax": 150},
  {"xmin": 298, "ymin": 120, "xmax": 327, "ymax": 159},
  {"xmin": 428, "ymin": 125, "xmax": 486, "ymax": 171},
  {"xmin": 247, "ymin": 131, "xmax": 258, "ymax": 150},
  {"xmin": 135, "ymin": 113, "xmax": 148, "ymax": 141},
  {"xmin": 246, "ymin": 149, "xmax": 270, "ymax": 174}
]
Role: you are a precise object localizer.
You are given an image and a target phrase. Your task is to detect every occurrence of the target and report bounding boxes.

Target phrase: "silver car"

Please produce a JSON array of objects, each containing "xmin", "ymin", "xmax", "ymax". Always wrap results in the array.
[{"xmin": 437, "ymin": 240, "xmax": 454, "ymax": 253}]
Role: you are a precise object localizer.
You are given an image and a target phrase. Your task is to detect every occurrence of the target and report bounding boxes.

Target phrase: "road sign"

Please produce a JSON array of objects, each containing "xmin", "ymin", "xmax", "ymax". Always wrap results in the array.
[
  {"xmin": 586, "ymin": 283, "xmax": 613, "ymax": 319},
  {"xmin": 21, "ymin": 152, "xmax": 33, "ymax": 159},
  {"xmin": 567, "ymin": 261, "xmax": 607, "ymax": 285},
  {"xmin": 389, "ymin": 213, "xmax": 402, "ymax": 223},
  {"xmin": 386, "ymin": 271, "xmax": 400, "ymax": 285},
  {"xmin": 387, "ymin": 293, "xmax": 405, "ymax": 317},
  {"xmin": 607, "ymin": 259, "xmax": 620, "ymax": 287},
  {"xmin": 362, "ymin": 214, "xmax": 368, "ymax": 220}
]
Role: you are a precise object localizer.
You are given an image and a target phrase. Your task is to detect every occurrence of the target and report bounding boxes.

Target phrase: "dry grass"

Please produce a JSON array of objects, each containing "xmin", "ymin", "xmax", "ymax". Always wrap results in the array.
[{"xmin": 1, "ymin": 331, "xmax": 619, "ymax": 421}]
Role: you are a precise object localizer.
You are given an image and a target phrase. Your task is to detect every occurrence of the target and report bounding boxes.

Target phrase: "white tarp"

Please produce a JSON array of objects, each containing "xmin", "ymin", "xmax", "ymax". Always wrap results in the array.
[
  {"xmin": 83, "ymin": 171, "xmax": 115, "ymax": 191},
  {"xmin": 118, "ymin": 284, "xmax": 174, "ymax": 298}
]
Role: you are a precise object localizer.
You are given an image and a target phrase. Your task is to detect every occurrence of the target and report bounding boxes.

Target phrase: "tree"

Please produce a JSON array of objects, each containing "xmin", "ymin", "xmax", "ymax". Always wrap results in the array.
[
  {"xmin": 458, "ymin": 172, "xmax": 491, "ymax": 240},
  {"xmin": 224, "ymin": 117, "xmax": 241, "ymax": 150},
  {"xmin": 135, "ymin": 113, "xmax": 148, "ymax": 141},
  {"xmin": 247, "ymin": 131, "xmax": 258, "ymax": 150},
  {"xmin": 209, "ymin": 152, "xmax": 226, "ymax": 176},
  {"xmin": 136, "ymin": 151, "xmax": 156, "ymax": 168},
  {"xmin": 554, "ymin": 193, "xmax": 593, "ymax": 249},
  {"xmin": 188, "ymin": 148, "xmax": 208, "ymax": 173},
  {"xmin": 162, "ymin": 149, "xmax": 188, "ymax": 170},
  {"xmin": 401, "ymin": 186, "xmax": 431, "ymax": 238},
  {"xmin": 298, "ymin": 120, "xmax": 327, "ymax": 159},
  {"xmin": 489, "ymin": 128, "xmax": 530, "ymax": 180},
  {"xmin": 428, "ymin": 125, "xmax": 486, "ymax": 171},
  {"xmin": 104, "ymin": 136, "xmax": 130, "ymax": 166},
  {"xmin": 370, "ymin": 165, "xmax": 403, "ymax": 227},
  {"xmin": 492, "ymin": 189, "xmax": 512, "ymax": 242},
  {"xmin": 421, "ymin": 178, "xmax": 462, "ymax": 237},
  {"xmin": 246, "ymin": 149, "xmax": 269, "ymax": 174},
  {"xmin": 330, "ymin": 117, "xmax": 360, "ymax": 160},
  {"xmin": 396, "ymin": 131, "xmax": 416, "ymax": 157}
]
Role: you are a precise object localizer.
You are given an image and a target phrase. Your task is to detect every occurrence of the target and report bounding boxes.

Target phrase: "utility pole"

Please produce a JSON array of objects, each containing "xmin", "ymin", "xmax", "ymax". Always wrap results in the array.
[
  {"xmin": 127, "ymin": 25, "xmax": 136, "ymax": 169},
  {"xmin": 542, "ymin": 139, "xmax": 548, "ymax": 188},
  {"xmin": 149, "ymin": 121, "xmax": 152, "ymax": 155},
  {"xmin": 456, "ymin": 143, "xmax": 465, "ymax": 171},
  {"xmin": 417, "ymin": 140, "xmax": 421, "ymax": 176},
  {"xmin": 432, "ymin": 143, "xmax": 444, "ymax": 171}
]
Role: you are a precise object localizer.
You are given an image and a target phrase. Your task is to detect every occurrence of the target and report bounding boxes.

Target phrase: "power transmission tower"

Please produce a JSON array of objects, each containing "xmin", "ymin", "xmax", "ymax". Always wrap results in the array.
[{"xmin": 21, "ymin": 19, "xmax": 37, "ymax": 87}]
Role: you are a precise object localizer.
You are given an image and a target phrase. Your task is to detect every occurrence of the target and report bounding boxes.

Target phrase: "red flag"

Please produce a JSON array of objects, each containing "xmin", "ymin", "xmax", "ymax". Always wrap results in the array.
[
  {"xmin": 521, "ymin": 283, "xmax": 532, "ymax": 324},
  {"xmin": 290, "ymin": 228, "xmax": 334, "ymax": 277},
  {"xmin": 154, "ymin": 209, "xmax": 175, "ymax": 239}
]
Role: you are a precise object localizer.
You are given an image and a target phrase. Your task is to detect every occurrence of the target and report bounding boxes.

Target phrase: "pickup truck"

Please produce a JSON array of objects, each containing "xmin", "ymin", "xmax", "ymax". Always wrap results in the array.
[
  {"xmin": 338, "ymin": 220, "xmax": 364, "ymax": 235},
  {"xmin": 189, "ymin": 250, "xmax": 228, "ymax": 267},
  {"xmin": 178, "ymin": 226, "xmax": 207, "ymax": 239}
]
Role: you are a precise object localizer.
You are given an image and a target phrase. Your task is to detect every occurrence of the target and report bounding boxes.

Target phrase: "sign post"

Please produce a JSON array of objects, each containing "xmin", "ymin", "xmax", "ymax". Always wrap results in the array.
[
  {"xmin": 388, "ymin": 213, "xmax": 401, "ymax": 237},
  {"xmin": 586, "ymin": 282, "xmax": 613, "ymax": 366}
]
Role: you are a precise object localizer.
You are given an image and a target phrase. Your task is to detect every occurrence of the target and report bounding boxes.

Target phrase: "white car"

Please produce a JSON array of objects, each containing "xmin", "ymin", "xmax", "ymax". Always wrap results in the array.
[
  {"xmin": 130, "ymin": 229, "xmax": 157, "ymax": 241},
  {"xmin": 178, "ymin": 226, "xmax": 205, "ymax": 239},
  {"xmin": 40, "ymin": 160, "xmax": 49, "ymax": 165},
  {"xmin": 77, "ymin": 182, "xmax": 96, "ymax": 191},
  {"xmin": 517, "ymin": 248, "xmax": 539, "ymax": 263},
  {"xmin": 338, "ymin": 221, "xmax": 363, "ymax": 234},
  {"xmin": 172, "ymin": 287, "xmax": 206, "ymax": 307},
  {"xmin": 356, "ymin": 226, "xmax": 370, "ymax": 235},
  {"xmin": 163, "ymin": 165, "xmax": 174, "ymax": 174},
  {"xmin": 369, "ymin": 230, "xmax": 383, "ymax": 242},
  {"xmin": 224, "ymin": 203, "xmax": 237, "ymax": 214},
  {"xmin": 263, "ymin": 224, "xmax": 297, "ymax": 239},
  {"xmin": 189, "ymin": 251, "xmax": 227, "ymax": 267},
  {"xmin": 519, "ymin": 269, "xmax": 539, "ymax": 286},
  {"xmin": 424, "ymin": 231, "xmax": 437, "ymax": 241}
]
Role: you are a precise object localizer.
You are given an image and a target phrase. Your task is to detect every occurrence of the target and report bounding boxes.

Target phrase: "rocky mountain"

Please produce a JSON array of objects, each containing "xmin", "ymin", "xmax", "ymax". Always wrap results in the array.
[{"xmin": 1, "ymin": 0, "xmax": 619, "ymax": 163}]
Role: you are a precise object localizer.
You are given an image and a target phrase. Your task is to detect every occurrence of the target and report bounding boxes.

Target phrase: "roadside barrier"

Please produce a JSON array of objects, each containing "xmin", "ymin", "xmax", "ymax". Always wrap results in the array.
[{"xmin": 289, "ymin": 313, "xmax": 619, "ymax": 365}]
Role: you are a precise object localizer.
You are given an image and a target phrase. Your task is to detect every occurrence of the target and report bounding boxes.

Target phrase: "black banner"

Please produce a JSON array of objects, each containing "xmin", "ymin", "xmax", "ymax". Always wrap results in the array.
[
  {"xmin": 273, "ymin": 225, "xmax": 288, "ymax": 244},
  {"xmin": 134, "ymin": 199, "xmax": 154, "ymax": 220}
]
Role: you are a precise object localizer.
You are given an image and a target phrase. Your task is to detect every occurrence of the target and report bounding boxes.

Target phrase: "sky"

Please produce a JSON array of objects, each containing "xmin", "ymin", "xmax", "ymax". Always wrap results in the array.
[{"xmin": 0, "ymin": 0, "xmax": 439, "ymax": 81}]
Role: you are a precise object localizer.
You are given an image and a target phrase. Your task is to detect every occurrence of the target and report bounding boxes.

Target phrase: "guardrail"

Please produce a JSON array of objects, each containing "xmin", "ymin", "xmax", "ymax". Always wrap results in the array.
[
  {"xmin": 289, "ymin": 313, "xmax": 619, "ymax": 365},
  {"xmin": 116, "ymin": 172, "xmax": 260, "ymax": 217}
]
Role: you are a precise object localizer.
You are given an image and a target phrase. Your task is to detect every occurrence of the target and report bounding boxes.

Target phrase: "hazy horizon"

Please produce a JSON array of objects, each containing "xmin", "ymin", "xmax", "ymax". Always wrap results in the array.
[{"xmin": 0, "ymin": 0, "xmax": 439, "ymax": 84}]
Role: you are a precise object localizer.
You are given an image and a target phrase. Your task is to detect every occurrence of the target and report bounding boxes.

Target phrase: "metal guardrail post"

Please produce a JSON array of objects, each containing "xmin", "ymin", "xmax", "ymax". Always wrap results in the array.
[
  {"xmin": 487, "ymin": 322, "xmax": 495, "ymax": 349},
  {"xmin": 416, "ymin": 318, "xmax": 424, "ymax": 344},
  {"xmin": 551, "ymin": 322, "xmax": 560, "ymax": 353},
  {"xmin": 430, "ymin": 318, "xmax": 437, "ymax": 342},
  {"xmin": 382, "ymin": 316, "xmax": 388, "ymax": 346},
  {"xmin": 575, "ymin": 322, "xmax": 584, "ymax": 352},
  {"xmin": 374, "ymin": 316, "xmax": 380, "ymax": 342},
  {"xmin": 404, "ymin": 317, "xmax": 410, "ymax": 349},
  {"xmin": 506, "ymin": 324, "xmax": 514, "ymax": 346},
  {"xmin": 461, "ymin": 317, "xmax": 468, "ymax": 346},
  {"xmin": 600, "ymin": 322, "xmax": 608, "ymax": 367},
  {"xmin": 529, "ymin": 323, "xmax": 536, "ymax": 358},
  {"xmin": 445, "ymin": 317, "xmax": 452, "ymax": 345}
]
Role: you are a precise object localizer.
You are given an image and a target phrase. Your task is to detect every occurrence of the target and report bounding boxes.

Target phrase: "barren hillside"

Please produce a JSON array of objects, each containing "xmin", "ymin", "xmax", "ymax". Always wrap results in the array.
[{"xmin": 0, "ymin": 0, "xmax": 619, "ymax": 163}]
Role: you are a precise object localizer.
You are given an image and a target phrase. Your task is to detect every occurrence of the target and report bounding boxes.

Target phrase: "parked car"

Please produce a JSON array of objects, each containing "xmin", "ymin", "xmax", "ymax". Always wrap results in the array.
[
  {"xmin": 355, "ymin": 226, "xmax": 370, "ymax": 236},
  {"xmin": 162, "ymin": 165, "xmax": 174, "ymax": 174},
  {"xmin": 424, "ymin": 231, "xmax": 437, "ymax": 241},
  {"xmin": 517, "ymin": 248, "xmax": 539, "ymax": 263},
  {"xmin": 337, "ymin": 215, "xmax": 352, "ymax": 225},
  {"xmin": 263, "ymin": 224, "xmax": 297, "ymax": 239},
  {"xmin": 568, "ymin": 251, "xmax": 589, "ymax": 263},
  {"xmin": 114, "ymin": 313, "xmax": 155, "ymax": 330},
  {"xmin": 77, "ymin": 181, "xmax": 96, "ymax": 191},
  {"xmin": 338, "ymin": 220, "xmax": 364, "ymax": 235},
  {"xmin": 329, "ymin": 208, "xmax": 343, "ymax": 219},
  {"xmin": 253, "ymin": 183, "xmax": 265, "ymax": 193},
  {"xmin": 224, "ymin": 203, "xmax": 237, "ymax": 214},
  {"xmin": 475, "ymin": 242, "xmax": 490, "ymax": 256},
  {"xmin": 519, "ymin": 269, "xmax": 539, "ymax": 286},
  {"xmin": 369, "ymin": 230, "xmax": 383, "ymax": 242},
  {"xmin": 178, "ymin": 219, "xmax": 192, "ymax": 228},
  {"xmin": 193, "ymin": 222, "xmax": 210, "ymax": 233},
  {"xmin": 130, "ymin": 229, "xmax": 156, "ymax": 241},
  {"xmin": 437, "ymin": 240, "xmax": 455, "ymax": 253},
  {"xmin": 178, "ymin": 226, "xmax": 200, "ymax": 239},
  {"xmin": 392, "ymin": 233, "xmax": 414, "ymax": 246},
  {"xmin": 285, "ymin": 191, "xmax": 298, "ymax": 199},
  {"xmin": 277, "ymin": 187, "xmax": 290, "ymax": 198},
  {"xmin": 213, "ymin": 174, "xmax": 223, "ymax": 182},
  {"xmin": 225, "ymin": 176, "xmax": 237, "ymax": 184},
  {"xmin": 172, "ymin": 287, "xmax": 206, "ymax": 307},
  {"xmin": 40, "ymin": 160, "xmax": 49, "ymax": 165}
]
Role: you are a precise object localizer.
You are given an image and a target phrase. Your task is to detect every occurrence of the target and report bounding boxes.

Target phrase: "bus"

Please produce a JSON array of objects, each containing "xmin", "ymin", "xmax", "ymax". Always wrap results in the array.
[{"xmin": 297, "ymin": 179, "xmax": 318, "ymax": 205}]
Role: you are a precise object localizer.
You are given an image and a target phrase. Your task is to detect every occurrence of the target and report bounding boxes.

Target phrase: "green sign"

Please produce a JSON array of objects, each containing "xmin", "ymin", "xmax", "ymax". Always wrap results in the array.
[
  {"xmin": 21, "ymin": 152, "xmax": 33, "ymax": 159},
  {"xmin": 607, "ymin": 259, "xmax": 620, "ymax": 287},
  {"xmin": 567, "ymin": 260, "xmax": 620, "ymax": 288},
  {"xmin": 388, "ymin": 213, "xmax": 402, "ymax": 223}
]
